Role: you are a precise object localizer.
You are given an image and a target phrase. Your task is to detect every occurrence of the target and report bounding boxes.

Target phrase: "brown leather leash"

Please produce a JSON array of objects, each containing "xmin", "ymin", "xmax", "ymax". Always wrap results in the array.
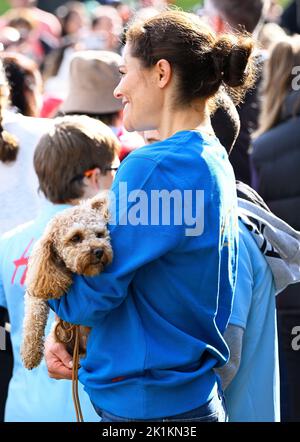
[
  {"xmin": 54, "ymin": 321, "xmax": 84, "ymax": 422},
  {"xmin": 72, "ymin": 325, "xmax": 84, "ymax": 422}
]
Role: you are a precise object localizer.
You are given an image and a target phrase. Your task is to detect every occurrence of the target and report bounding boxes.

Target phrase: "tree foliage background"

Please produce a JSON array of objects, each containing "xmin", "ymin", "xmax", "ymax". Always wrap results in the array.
[
  {"xmin": 0, "ymin": 0, "xmax": 295, "ymax": 18},
  {"xmin": 176, "ymin": 0, "xmax": 291, "ymax": 13}
]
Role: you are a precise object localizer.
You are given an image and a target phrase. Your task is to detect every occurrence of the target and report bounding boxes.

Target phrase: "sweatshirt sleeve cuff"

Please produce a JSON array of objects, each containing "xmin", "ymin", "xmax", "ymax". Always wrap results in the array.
[{"xmin": 48, "ymin": 298, "xmax": 62, "ymax": 316}]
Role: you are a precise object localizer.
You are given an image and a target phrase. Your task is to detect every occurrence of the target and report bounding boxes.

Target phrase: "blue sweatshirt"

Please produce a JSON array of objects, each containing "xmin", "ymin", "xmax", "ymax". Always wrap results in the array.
[{"xmin": 49, "ymin": 130, "xmax": 238, "ymax": 419}]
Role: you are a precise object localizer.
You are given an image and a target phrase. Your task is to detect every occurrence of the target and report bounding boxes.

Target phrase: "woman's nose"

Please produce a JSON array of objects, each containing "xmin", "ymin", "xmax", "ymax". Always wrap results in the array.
[{"xmin": 114, "ymin": 85, "xmax": 122, "ymax": 99}]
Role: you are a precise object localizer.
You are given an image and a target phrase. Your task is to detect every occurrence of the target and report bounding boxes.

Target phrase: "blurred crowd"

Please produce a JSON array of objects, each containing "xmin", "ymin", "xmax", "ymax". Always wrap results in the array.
[{"xmin": 1, "ymin": 0, "xmax": 300, "ymax": 424}]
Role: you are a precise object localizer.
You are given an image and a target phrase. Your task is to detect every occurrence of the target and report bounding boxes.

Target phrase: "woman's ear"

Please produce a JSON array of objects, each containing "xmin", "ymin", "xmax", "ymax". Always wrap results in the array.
[
  {"xmin": 156, "ymin": 59, "xmax": 172, "ymax": 89},
  {"xmin": 25, "ymin": 234, "xmax": 71, "ymax": 300}
]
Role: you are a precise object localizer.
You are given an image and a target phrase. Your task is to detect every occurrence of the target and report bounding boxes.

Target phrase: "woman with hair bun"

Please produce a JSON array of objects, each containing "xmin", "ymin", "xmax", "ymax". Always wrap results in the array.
[{"xmin": 46, "ymin": 10, "xmax": 256, "ymax": 422}]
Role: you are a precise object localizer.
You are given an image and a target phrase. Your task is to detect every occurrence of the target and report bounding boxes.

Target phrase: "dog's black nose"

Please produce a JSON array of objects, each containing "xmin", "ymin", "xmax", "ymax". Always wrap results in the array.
[{"xmin": 94, "ymin": 248, "xmax": 104, "ymax": 260}]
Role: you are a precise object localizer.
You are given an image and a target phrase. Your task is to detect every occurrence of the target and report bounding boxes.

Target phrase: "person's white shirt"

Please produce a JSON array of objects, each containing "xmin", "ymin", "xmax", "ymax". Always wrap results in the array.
[{"xmin": 0, "ymin": 110, "xmax": 53, "ymax": 235}]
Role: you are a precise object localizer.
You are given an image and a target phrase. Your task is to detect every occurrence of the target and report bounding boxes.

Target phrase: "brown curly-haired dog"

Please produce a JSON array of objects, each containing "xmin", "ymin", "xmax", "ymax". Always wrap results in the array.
[{"xmin": 21, "ymin": 195, "xmax": 113, "ymax": 370}]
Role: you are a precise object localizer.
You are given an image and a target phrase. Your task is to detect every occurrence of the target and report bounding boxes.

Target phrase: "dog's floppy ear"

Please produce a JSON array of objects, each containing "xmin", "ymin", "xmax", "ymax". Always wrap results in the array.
[
  {"xmin": 90, "ymin": 194, "xmax": 110, "ymax": 222},
  {"xmin": 25, "ymin": 233, "xmax": 71, "ymax": 300}
]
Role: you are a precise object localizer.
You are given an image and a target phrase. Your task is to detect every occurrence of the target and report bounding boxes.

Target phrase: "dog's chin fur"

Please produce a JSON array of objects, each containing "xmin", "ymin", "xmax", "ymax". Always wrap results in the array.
[
  {"xmin": 82, "ymin": 262, "xmax": 104, "ymax": 276},
  {"xmin": 70, "ymin": 248, "xmax": 113, "ymax": 276}
]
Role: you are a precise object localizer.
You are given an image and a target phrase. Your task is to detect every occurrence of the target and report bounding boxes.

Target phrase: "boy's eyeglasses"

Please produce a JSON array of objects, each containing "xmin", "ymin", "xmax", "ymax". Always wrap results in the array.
[
  {"xmin": 104, "ymin": 166, "xmax": 119, "ymax": 172},
  {"xmin": 71, "ymin": 166, "xmax": 119, "ymax": 183},
  {"xmin": 84, "ymin": 166, "xmax": 119, "ymax": 177}
]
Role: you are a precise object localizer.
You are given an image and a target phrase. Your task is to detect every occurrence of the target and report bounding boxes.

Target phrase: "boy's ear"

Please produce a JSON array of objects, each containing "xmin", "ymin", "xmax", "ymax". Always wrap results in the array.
[{"xmin": 90, "ymin": 194, "xmax": 110, "ymax": 222}]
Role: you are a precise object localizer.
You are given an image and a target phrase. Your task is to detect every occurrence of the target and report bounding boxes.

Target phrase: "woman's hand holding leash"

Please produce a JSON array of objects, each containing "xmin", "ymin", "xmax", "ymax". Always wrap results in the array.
[{"xmin": 45, "ymin": 332, "xmax": 73, "ymax": 380}]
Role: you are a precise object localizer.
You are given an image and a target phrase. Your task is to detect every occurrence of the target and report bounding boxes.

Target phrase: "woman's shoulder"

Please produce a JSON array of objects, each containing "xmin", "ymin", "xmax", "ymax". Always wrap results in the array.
[
  {"xmin": 119, "ymin": 130, "xmax": 225, "ymax": 177},
  {"xmin": 115, "ymin": 131, "xmax": 224, "ymax": 193},
  {"xmin": 123, "ymin": 130, "xmax": 209, "ymax": 162}
]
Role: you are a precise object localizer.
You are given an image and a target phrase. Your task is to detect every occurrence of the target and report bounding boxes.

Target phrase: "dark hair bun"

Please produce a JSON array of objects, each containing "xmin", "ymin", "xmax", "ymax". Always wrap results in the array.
[{"xmin": 213, "ymin": 34, "xmax": 255, "ymax": 100}]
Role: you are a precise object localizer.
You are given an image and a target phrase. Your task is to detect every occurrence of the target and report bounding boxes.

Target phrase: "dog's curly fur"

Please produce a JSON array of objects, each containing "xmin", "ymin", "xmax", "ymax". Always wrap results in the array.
[{"xmin": 21, "ymin": 195, "xmax": 113, "ymax": 370}]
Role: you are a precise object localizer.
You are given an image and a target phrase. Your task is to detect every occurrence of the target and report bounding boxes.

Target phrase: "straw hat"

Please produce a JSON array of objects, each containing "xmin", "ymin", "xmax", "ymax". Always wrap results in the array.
[{"xmin": 60, "ymin": 50, "xmax": 123, "ymax": 114}]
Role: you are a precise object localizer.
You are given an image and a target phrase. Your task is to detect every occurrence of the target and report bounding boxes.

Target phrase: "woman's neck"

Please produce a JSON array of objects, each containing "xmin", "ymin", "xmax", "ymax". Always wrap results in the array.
[{"xmin": 157, "ymin": 101, "xmax": 215, "ymax": 141}]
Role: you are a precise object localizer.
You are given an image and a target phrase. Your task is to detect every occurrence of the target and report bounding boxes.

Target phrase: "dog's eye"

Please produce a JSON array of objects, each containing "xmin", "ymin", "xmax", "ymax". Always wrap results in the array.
[
  {"xmin": 70, "ymin": 234, "xmax": 83, "ymax": 243},
  {"xmin": 96, "ymin": 232, "xmax": 104, "ymax": 238}
]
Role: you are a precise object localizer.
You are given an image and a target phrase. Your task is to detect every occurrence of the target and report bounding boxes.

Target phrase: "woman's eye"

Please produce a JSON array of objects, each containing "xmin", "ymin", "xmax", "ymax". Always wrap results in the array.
[{"xmin": 71, "ymin": 234, "xmax": 82, "ymax": 243}]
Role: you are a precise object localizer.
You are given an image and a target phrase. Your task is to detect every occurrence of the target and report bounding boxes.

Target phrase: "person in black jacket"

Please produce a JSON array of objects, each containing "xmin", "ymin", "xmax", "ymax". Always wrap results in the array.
[
  {"xmin": 281, "ymin": 0, "xmax": 300, "ymax": 35},
  {"xmin": 252, "ymin": 37, "xmax": 300, "ymax": 229},
  {"xmin": 252, "ymin": 36, "xmax": 300, "ymax": 422}
]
